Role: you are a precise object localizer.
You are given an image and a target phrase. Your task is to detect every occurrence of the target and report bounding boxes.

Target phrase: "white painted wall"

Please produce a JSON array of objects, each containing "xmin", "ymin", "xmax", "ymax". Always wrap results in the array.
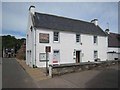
[
  {"xmin": 26, "ymin": 10, "xmax": 108, "ymax": 67},
  {"xmin": 108, "ymin": 47, "xmax": 120, "ymax": 53},
  {"xmin": 26, "ymin": 11, "xmax": 35, "ymax": 67},
  {"xmin": 107, "ymin": 47, "xmax": 120, "ymax": 60},
  {"xmin": 34, "ymin": 28, "xmax": 108, "ymax": 67}
]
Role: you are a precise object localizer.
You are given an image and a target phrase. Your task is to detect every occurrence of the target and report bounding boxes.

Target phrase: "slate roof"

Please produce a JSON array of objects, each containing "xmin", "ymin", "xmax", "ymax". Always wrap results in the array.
[
  {"xmin": 32, "ymin": 12, "xmax": 107, "ymax": 36},
  {"xmin": 108, "ymin": 32, "xmax": 120, "ymax": 48}
]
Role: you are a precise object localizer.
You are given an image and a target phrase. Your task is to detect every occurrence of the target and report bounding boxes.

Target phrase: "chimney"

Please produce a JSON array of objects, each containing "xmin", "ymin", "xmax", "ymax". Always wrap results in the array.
[
  {"xmin": 105, "ymin": 22, "xmax": 110, "ymax": 34},
  {"xmin": 105, "ymin": 29, "xmax": 110, "ymax": 34},
  {"xmin": 29, "ymin": 5, "xmax": 35, "ymax": 15},
  {"xmin": 91, "ymin": 19, "xmax": 98, "ymax": 26}
]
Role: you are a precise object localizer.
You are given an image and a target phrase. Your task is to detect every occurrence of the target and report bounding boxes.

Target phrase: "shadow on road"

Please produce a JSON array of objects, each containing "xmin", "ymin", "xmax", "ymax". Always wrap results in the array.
[{"xmin": 85, "ymin": 68, "xmax": 119, "ymax": 88}]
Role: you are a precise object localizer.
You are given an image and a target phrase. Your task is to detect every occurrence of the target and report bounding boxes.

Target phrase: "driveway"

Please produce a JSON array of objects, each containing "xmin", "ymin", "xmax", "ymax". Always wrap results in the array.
[
  {"xmin": 2, "ymin": 58, "xmax": 38, "ymax": 88},
  {"xmin": 38, "ymin": 65, "xmax": 119, "ymax": 88}
]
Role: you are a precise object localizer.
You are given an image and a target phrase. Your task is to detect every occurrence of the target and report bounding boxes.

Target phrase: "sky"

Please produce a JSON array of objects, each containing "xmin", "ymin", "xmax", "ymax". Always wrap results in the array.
[{"xmin": 2, "ymin": 2, "xmax": 119, "ymax": 39}]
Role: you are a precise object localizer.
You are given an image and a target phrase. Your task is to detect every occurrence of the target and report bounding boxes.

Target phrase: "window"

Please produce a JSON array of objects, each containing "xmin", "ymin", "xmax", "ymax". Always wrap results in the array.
[
  {"xmin": 53, "ymin": 32, "xmax": 59, "ymax": 42},
  {"xmin": 53, "ymin": 50, "xmax": 60, "ymax": 63},
  {"xmin": 76, "ymin": 34, "xmax": 80, "ymax": 43},
  {"xmin": 93, "ymin": 36, "xmax": 97, "ymax": 44},
  {"xmin": 94, "ymin": 51, "xmax": 98, "ymax": 59},
  {"xmin": 30, "ymin": 26, "xmax": 33, "ymax": 31}
]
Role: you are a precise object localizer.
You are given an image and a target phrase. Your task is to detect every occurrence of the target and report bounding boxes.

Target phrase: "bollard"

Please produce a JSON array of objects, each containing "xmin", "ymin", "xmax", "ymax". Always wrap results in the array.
[{"xmin": 49, "ymin": 65, "xmax": 52, "ymax": 77}]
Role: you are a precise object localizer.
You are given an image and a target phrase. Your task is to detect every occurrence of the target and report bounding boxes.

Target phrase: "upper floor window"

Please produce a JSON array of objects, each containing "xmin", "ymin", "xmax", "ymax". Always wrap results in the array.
[
  {"xmin": 30, "ymin": 26, "xmax": 33, "ymax": 32},
  {"xmin": 53, "ymin": 32, "xmax": 59, "ymax": 42},
  {"xmin": 93, "ymin": 36, "xmax": 98, "ymax": 44},
  {"xmin": 94, "ymin": 50, "xmax": 98, "ymax": 59},
  {"xmin": 76, "ymin": 34, "xmax": 80, "ymax": 43}
]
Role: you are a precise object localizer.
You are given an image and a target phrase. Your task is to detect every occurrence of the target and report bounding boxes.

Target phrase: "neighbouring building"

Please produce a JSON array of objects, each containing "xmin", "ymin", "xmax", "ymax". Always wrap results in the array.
[
  {"xmin": 2, "ymin": 48, "xmax": 15, "ymax": 58},
  {"xmin": 107, "ymin": 31, "xmax": 120, "ymax": 60},
  {"xmin": 26, "ymin": 6, "xmax": 108, "ymax": 67}
]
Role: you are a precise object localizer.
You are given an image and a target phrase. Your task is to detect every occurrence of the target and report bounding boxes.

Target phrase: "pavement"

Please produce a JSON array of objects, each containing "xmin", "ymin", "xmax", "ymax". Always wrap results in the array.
[
  {"xmin": 16, "ymin": 58, "xmax": 50, "ymax": 81},
  {"xmin": 2, "ymin": 58, "xmax": 38, "ymax": 88}
]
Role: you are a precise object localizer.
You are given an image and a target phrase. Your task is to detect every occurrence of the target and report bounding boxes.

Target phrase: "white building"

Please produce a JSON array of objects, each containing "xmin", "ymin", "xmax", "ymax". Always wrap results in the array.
[
  {"xmin": 26, "ymin": 6, "xmax": 108, "ymax": 67},
  {"xmin": 107, "ymin": 32, "xmax": 120, "ymax": 60}
]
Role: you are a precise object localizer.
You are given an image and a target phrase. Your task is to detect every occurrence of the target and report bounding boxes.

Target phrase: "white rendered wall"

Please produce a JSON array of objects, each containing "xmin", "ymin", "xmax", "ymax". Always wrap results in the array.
[
  {"xmin": 107, "ymin": 47, "xmax": 120, "ymax": 60},
  {"xmin": 108, "ymin": 47, "xmax": 120, "ymax": 53},
  {"xmin": 26, "ymin": 12, "xmax": 35, "ymax": 67},
  {"xmin": 34, "ymin": 28, "xmax": 108, "ymax": 67}
]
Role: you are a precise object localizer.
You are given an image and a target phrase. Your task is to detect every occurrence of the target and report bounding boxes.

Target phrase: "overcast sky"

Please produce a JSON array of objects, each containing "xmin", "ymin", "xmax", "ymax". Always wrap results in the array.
[{"xmin": 2, "ymin": 2, "xmax": 118, "ymax": 38}]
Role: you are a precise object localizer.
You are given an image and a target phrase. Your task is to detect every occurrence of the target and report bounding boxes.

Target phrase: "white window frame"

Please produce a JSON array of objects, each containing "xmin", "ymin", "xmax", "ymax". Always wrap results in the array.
[
  {"xmin": 53, "ymin": 32, "xmax": 59, "ymax": 42},
  {"xmin": 76, "ymin": 34, "xmax": 81, "ymax": 43},
  {"xmin": 93, "ymin": 36, "xmax": 98, "ymax": 44},
  {"xmin": 94, "ymin": 50, "xmax": 98, "ymax": 59},
  {"xmin": 53, "ymin": 50, "xmax": 60, "ymax": 64}
]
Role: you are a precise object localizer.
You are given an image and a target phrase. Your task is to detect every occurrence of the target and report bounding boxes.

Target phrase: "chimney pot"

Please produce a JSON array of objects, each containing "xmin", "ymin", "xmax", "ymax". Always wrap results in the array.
[
  {"xmin": 91, "ymin": 19, "xmax": 98, "ymax": 26},
  {"xmin": 105, "ymin": 29, "xmax": 110, "ymax": 34},
  {"xmin": 29, "ymin": 5, "xmax": 35, "ymax": 15}
]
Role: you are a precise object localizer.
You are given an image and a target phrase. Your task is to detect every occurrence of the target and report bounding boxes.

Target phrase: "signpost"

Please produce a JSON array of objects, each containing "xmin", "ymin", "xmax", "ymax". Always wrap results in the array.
[{"xmin": 45, "ymin": 46, "xmax": 51, "ymax": 76}]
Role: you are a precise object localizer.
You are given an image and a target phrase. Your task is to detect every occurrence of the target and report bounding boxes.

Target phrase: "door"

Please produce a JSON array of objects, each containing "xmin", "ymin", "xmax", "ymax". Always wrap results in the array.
[
  {"xmin": 53, "ymin": 50, "xmax": 60, "ymax": 64},
  {"xmin": 76, "ymin": 51, "xmax": 80, "ymax": 63}
]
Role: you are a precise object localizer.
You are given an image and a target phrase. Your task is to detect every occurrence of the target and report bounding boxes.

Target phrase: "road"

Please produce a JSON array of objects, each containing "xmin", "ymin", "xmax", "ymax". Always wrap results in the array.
[
  {"xmin": 38, "ymin": 64, "xmax": 119, "ymax": 88},
  {"xmin": 0, "ymin": 57, "xmax": 2, "ymax": 90},
  {"xmin": 2, "ymin": 58, "xmax": 119, "ymax": 88},
  {"xmin": 2, "ymin": 58, "xmax": 38, "ymax": 88}
]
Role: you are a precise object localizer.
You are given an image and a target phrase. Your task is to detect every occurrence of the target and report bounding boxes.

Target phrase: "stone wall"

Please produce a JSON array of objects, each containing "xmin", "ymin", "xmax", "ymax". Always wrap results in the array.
[{"xmin": 49, "ymin": 60, "xmax": 119, "ymax": 77}]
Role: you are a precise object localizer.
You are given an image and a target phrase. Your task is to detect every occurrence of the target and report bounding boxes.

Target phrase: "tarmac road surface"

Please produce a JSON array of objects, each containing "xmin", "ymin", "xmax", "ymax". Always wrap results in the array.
[
  {"xmin": 2, "ymin": 58, "xmax": 38, "ymax": 88},
  {"xmin": 38, "ymin": 64, "xmax": 119, "ymax": 88}
]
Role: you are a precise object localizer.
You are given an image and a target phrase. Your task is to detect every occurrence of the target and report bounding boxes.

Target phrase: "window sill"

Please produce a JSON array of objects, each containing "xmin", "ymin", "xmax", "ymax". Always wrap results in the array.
[
  {"xmin": 93, "ymin": 43, "xmax": 98, "ymax": 45},
  {"xmin": 76, "ymin": 42, "xmax": 82, "ymax": 45},
  {"xmin": 53, "ymin": 41, "xmax": 60, "ymax": 43}
]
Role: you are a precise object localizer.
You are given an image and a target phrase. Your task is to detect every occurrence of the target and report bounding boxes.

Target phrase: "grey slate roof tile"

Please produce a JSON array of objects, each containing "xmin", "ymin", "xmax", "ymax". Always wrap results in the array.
[
  {"xmin": 32, "ymin": 12, "xmax": 107, "ymax": 36},
  {"xmin": 108, "ymin": 32, "xmax": 120, "ymax": 48}
]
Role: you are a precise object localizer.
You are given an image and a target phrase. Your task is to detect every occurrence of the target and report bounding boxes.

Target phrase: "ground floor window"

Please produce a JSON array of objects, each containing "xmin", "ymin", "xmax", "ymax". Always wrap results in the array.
[
  {"xmin": 94, "ymin": 50, "xmax": 98, "ymax": 59},
  {"xmin": 53, "ymin": 50, "xmax": 60, "ymax": 63}
]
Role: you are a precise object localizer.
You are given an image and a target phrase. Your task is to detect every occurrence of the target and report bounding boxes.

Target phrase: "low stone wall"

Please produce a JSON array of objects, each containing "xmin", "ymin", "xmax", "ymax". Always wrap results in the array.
[{"xmin": 49, "ymin": 60, "xmax": 119, "ymax": 77}]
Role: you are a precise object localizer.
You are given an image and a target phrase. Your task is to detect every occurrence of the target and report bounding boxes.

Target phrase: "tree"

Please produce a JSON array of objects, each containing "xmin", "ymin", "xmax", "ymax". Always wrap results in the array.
[{"xmin": 2, "ymin": 35, "xmax": 26, "ymax": 54}]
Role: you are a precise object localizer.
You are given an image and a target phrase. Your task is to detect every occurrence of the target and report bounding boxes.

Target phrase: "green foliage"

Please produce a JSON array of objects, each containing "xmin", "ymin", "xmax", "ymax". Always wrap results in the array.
[{"xmin": 1, "ymin": 35, "xmax": 26, "ymax": 53}]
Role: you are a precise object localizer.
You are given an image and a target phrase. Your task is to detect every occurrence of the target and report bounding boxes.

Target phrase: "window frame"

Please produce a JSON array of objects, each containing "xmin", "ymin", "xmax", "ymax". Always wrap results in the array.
[
  {"xmin": 53, "ymin": 32, "xmax": 59, "ymax": 42},
  {"xmin": 93, "ymin": 35, "xmax": 98, "ymax": 44},
  {"xmin": 76, "ymin": 34, "xmax": 81, "ymax": 43},
  {"xmin": 94, "ymin": 50, "xmax": 98, "ymax": 59},
  {"xmin": 53, "ymin": 50, "xmax": 60, "ymax": 63}
]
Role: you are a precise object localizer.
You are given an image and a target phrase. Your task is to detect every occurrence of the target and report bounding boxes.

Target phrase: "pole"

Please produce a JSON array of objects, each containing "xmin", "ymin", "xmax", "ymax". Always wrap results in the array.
[{"xmin": 46, "ymin": 52, "xmax": 48, "ymax": 76}]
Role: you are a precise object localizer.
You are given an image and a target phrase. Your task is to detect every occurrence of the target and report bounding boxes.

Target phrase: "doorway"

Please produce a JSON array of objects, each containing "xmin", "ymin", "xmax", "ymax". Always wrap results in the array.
[{"xmin": 76, "ymin": 51, "xmax": 81, "ymax": 63}]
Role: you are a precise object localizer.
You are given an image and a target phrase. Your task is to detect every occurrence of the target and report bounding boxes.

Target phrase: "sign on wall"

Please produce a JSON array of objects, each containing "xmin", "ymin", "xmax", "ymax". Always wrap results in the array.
[
  {"xmin": 39, "ymin": 53, "xmax": 46, "ymax": 61},
  {"xmin": 46, "ymin": 46, "xmax": 51, "ymax": 52},
  {"xmin": 39, "ymin": 33, "xmax": 49, "ymax": 43}
]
